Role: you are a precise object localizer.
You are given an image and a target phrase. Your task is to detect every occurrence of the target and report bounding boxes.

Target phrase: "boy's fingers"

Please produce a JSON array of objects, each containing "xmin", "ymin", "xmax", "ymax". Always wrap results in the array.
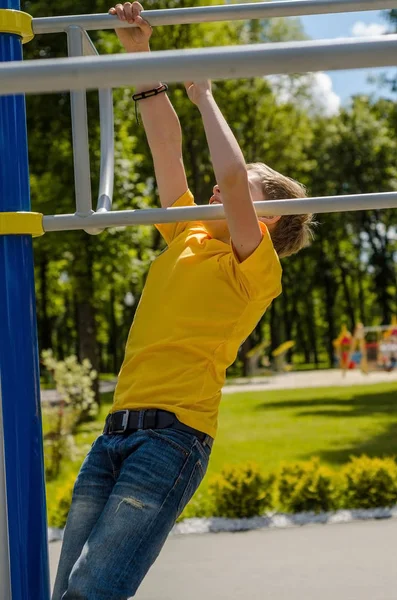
[
  {"xmin": 135, "ymin": 14, "xmax": 152, "ymax": 31},
  {"xmin": 132, "ymin": 1, "xmax": 144, "ymax": 13},
  {"xmin": 123, "ymin": 2, "xmax": 134, "ymax": 23},
  {"xmin": 132, "ymin": 2, "xmax": 142, "ymax": 19},
  {"xmin": 108, "ymin": 7, "xmax": 116, "ymax": 14},
  {"xmin": 115, "ymin": 3, "xmax": 126, "ymax": 20}
]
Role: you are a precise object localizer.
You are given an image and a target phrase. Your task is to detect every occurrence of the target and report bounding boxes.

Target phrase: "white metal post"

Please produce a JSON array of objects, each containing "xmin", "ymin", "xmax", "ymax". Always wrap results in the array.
[
  {"xmin": 67, "ymin": 25, "xmax": 93, "ymax": 218},
  {"xmin": 81, "ymin": 30, "xmax": 114, "ymax": 214}
]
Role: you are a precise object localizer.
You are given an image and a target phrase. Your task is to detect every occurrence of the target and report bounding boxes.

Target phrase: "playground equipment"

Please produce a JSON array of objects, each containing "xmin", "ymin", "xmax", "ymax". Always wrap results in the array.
[
  {"xmin": 272, "ymin": 340, "xmax": 295, "ymax": 372},
  {"xmin": 333, "ymin": 324, "xmax": 354, "ymax": 373},
  {"xmin": 1, "ymin": 1, "xmax": 397, "ymax": 598},
  {"xmin": 381, "ymin": 317, "xmax": 397, "ymax": 371},
  {"xmin": 245, "ymin": 339, "xmax": 271, "ymax": 376},
  {"xmin": 244, "ymin": 339, "xmax": 295, "ymax": 376},
  {"xmin": 333, "ymin": 319, "xmax": 397, "ymax": 374}
]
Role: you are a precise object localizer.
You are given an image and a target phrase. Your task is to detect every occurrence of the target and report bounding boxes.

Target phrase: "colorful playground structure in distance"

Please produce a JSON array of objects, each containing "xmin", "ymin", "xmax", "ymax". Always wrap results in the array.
[
  {"xmin": 333, "ymin": 318, "xmax": 397, "ymax": 374},
  {"xmin": 245, "ymin": 319, "xmax": 397, "ymax": 377}
]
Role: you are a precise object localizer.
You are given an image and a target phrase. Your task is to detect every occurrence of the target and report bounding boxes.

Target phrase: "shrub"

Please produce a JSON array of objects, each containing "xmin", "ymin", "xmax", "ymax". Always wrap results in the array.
[
  {"xmin": 342, "ymin": 455, "xmax": 397, "ymax": 509},
  {"xmin": 43, "ymin": 408, "xmax": 78, "ymax": 481},
  {"xmin": 41, "ymin": 349, "xmax": 98, "ymax": 426},
  {"xmin": 47, "ymin": 475, "xmax": 76, "ymax": 528},
  {"xmin": 42, "ymin": 350, "xmax": 98, "ymax": 480},
  {"xmin": 209, "ymin": 462, "xmax": 275, "ymax": 518},
  {"xmin": 277, "ymin": 458, "xmax": 341, "ymax": 513},
  {"xmin": 277, "ymin": 461, "xmax": 306, "ymax": 503}
]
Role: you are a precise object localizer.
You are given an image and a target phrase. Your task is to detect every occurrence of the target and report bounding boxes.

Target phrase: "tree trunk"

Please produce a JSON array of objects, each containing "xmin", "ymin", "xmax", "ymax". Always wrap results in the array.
[
  {"xmin": 241, "ymin": 337, "xmax": 254, "ymax": 377},
  {"xmin": 76, "ymin": 299, "xmax": 100, "ymax": 404},
  {"xmin": 357, "ymin": 267, "xmax": 367, "ymax": 324},
  {"xmin": 319, "ymin": 247, "xmax": 337, "ymax": 367},
  {"xmin": 280, "ymin": 274, "xmax": 295, "ymax": 364},
  {"xmin": 362, "ymin": 213, "xmax": 394, "ymax": 324},
  {"xmin": 293, "ymin": 307, "xmax": 311, "ymax": 365},
  {"xmin": 108, "ymin": 286, "xmax": 119, "ymax": 375},
  {"xmin": 60, "ymin": 292, "xmax": 75, "ymax": 360},
  {"xmin": 73, "ymin": 237, "xmax": 100, "ymax": 404},
  {"xmin": 39, "ymin": 253, "xmax": 52, "ymax": 351},
  {"xmin": 334, "ymin": 250, "xmax": 356, "ymax": 331},
  {"xmin": 270, "ymin": 300, "xmax": 281, "ymax": 353},
  {"xmin": 306, "ymin": 292, "xmax": 319, "ymax": 367}
]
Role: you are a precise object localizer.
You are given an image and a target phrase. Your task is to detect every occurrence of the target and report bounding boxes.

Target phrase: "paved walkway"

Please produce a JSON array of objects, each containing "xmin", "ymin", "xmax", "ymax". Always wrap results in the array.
[
  {"xmin": 223, "ymin": 368, "xmax": 397, "ymax": 394},
  {"xmin": 49, "ymin": 518, "xmax": 397, "ymax": 599},
  {"xmin": 41, "ymin": 379, "xmax": 117, "ymax": 403},
  {"xmin": 41, "ymin": 369, "xmax": 397, "ymax": 403}
]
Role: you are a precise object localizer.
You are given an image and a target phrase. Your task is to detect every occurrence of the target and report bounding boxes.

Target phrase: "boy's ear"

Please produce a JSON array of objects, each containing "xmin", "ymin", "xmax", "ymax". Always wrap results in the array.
[{"xmin": 259, "ymin": 215, "xmax": 281, "ymax": 225}]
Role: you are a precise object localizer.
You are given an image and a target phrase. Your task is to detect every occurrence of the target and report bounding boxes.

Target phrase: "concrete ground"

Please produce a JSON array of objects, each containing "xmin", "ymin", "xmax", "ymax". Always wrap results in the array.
[{"xmin": 49, "ymin": 518, "xmax": 397, "ymax": 599}]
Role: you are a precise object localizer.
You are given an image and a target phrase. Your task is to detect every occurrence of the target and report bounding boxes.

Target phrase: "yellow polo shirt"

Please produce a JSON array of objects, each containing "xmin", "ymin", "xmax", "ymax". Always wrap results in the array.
[{"xmin": 112, "ymin": 190, "xmax": 282, "ymax": 438}]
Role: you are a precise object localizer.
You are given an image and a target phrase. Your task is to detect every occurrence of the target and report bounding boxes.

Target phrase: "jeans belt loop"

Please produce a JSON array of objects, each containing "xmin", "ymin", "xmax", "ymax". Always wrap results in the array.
[
  {"xmin": 204, "ymin": 435, "xmax": 213, "ymax": 449},
  {"xmin": 137, "ymin": 409, "xmax": 145, "ymax": 430}
]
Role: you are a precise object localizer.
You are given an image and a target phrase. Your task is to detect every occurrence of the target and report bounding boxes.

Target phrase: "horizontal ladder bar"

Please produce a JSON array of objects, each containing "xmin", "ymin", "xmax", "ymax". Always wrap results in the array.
[
  {"xmin": 1, "ymin": 35, "xmax": 397, "ymax": 96},
  {"xmin": 42, "ymin": 192, "xmax": 397, "ymax": 233},
  {"xmin": 31, "ymin": 0, "xmax": 397, "ymax": 34}
]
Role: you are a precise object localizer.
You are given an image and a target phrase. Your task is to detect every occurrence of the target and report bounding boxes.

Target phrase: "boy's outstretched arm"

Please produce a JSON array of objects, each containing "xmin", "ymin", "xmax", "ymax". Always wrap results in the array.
[
  {"xmin": 185, "ymin": 81, "xmax": 262, "ymax": 262},
  {"xmin": 110, "ymin": 2, "xmax": 188, "ymax": 208}
]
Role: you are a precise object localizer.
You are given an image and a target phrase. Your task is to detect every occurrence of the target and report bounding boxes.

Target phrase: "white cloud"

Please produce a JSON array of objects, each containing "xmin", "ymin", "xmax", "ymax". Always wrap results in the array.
[
  {"xmin": 267, "ymin": 72, "xmax": 340, "ymax": 117},
  {"xmin": 306, "ymin": 73, "xmax": 341, "ymax": 116},
  {"xmin": 351, "ymin": 21, "xmax": 387, "ymax": 38}
]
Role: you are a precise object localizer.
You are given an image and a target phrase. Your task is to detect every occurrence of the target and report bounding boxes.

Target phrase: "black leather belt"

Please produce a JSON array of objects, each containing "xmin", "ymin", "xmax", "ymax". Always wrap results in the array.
[{"xmin": 103, "ymin": 409, "xmax": 213, "ymax": 448}]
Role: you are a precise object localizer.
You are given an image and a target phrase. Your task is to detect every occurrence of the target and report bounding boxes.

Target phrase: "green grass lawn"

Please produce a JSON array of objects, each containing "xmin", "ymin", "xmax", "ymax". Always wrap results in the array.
[
  {"xmin": 45, "ymin": 382, "xmax": 397, "ymax": 504},
  {"xmin": 212, "ymin": 383, "xmax": 397, "ymax": 476}
]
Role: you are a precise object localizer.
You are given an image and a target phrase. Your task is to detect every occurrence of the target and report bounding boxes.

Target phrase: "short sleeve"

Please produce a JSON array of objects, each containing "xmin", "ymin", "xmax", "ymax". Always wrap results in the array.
[
  {"xmin": 154, "ymin": 190, "xmax": 196, "ymax": 245},
  {"xmin": 229, "ymin": 222, "xmax": 282, "ymax": 300}
]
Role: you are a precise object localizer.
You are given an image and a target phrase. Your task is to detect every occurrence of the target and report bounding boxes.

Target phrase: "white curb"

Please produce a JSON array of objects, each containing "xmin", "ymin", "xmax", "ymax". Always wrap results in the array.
[{"xmin": 48, "ymin": 505, "xmax": 397, "ymax": 542}]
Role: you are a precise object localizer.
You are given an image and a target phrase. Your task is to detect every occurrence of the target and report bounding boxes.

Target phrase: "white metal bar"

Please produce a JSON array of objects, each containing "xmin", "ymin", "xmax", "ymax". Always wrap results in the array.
[
  {"xmin": 81, "ymin": 31, "xmax": 114, "ymax": 214},
  {"xmin": 1, "ymin": 35, "xmax": 397, "ymax": 97},
  {"xmin": 97, "ymin": 88, "xmax": 114, "ymax": 213},
  {"xmin": 42, "ymin": 192, "xmax": 397, "ymax": 233},
  {"xmin": 81, "ymin": 28, "xmax": 97, "ymax": 56},
  {"xmin": 67, "ymin": 26, "xmax": 93, "ymax": 217},
  {"xmin": 31, "ymin": 0, "xmax": 397, "ymax": 35}
]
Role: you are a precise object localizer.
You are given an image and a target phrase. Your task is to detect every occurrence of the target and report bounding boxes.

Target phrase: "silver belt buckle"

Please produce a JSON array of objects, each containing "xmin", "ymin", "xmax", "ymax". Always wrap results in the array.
[{"xmin": 111, "ymin": 410, "xmax": 129, "ymax": 433}]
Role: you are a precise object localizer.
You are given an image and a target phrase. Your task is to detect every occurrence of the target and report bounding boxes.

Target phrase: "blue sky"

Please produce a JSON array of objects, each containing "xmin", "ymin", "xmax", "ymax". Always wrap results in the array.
[{"xmin": 296, "ymin": 9, "xmax": 395, "ymax": 105}]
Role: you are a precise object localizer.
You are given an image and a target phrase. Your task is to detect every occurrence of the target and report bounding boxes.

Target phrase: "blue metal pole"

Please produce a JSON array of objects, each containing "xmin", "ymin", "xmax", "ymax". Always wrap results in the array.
[{"xmin": 0, "ymin": 0, "xmax": 50, "ymax": 598}]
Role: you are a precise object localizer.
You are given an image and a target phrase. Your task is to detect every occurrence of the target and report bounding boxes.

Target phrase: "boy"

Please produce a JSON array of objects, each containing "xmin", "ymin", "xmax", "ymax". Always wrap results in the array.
[{"xmin": 52, "ymin": 3, "xmax": 314, "ymax": 598}]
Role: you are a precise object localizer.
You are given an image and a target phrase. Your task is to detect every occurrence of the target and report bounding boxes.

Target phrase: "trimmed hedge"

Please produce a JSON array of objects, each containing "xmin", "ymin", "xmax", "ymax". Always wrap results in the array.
[
  {"xmin": 209, "ymin": 463, "xmax": 275, "ymax": 518},
  {"xmin": 47, "ymin": 475, "xmax": 75, "ymax": 529},
  {"xmin": 342, "ymin": 456, "xmax": 397, "ymax": 509},
  {"xmin": 47, "ymin": 455, "xmax": 397, "ymax": 527},
  {"xmin": 277, "ymin": 458, "xmax": 341, "ymax": 514}
]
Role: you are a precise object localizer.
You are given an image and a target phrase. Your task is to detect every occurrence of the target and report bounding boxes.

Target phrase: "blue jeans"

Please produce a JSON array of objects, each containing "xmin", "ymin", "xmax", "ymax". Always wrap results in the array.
[{"xmin": 52, "ymin": 426, "xmax": 211, "ymax": 599}]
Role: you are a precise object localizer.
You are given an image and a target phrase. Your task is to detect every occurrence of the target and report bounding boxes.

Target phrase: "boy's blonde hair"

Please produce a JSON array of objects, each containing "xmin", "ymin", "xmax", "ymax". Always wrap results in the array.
[{"xmin": 247, "ymin": 162, "xmax": 314, "ymax": 258}]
